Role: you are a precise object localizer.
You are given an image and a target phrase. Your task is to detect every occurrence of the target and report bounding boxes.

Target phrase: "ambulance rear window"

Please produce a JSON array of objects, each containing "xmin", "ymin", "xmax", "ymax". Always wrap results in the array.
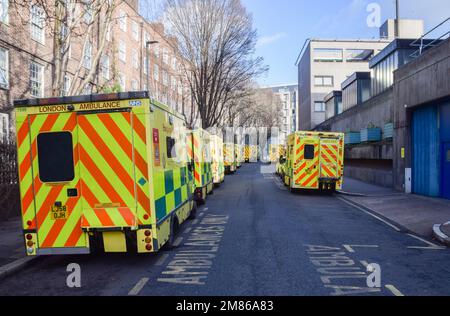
[
  {"xmin": 37, "ymin": 132, "xmax": 75, "ymax": 183},
  {"xmin": 304, "ymin": 145, "xmax": 315, "ymax": 160}
]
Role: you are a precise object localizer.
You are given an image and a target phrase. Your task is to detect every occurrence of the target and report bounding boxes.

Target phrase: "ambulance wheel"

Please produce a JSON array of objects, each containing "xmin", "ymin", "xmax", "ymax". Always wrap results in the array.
[
  {"xmin": 189, "ymin": 201, "xmax": 198, "ymax": 220},
  {"xmin": 164, "ymin": 215, "xmax": 180, "ymax": 250}
]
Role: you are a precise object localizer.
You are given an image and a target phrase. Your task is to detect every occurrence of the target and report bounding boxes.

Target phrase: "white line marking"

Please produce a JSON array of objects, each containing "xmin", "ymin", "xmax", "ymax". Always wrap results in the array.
[
  {"xmin": 338, "ymin": 197, "xmax": 401, "ymax": 232},
  {"xmin": 173, "ymin": 237, "xmax": 183, "ymax": 247},
  {"xmin": 360, "ymin": 260, "xmax": 369, "ymax": 268},
  {"xmin": 385, "ymin": 284, "xmax": 404, "ymax": 297},
  {"xmin": 343, "ymin": 245, "xmax": 379, "ymax": 253},
  {"xmin": 203, "ymin": 208, "xmax": 209, "ymax": 211},
  {"xmin": 128, "ymin": 278, "xmax": 149, "ymax": 296},
  {"xmin": 343, "ymin": 245, "xmax": 355, "ymax": 253},
  {"xmin": 154, "ymin": 253, "xmax": 169, "ymax": 266},
  {"xmin": 184, "ymin": 227, "xmax": 192, "ymax": 234},
  {"xmin": 192, "ymin": 219, "xmax": 199, "ymax": 225},
  {"xmin": 199, "ymin": 212, "xmax": 205, "ymax": 217},
  {"xmin": 406, "ymin": 233, "xmax": 442, "ymax": 248}
]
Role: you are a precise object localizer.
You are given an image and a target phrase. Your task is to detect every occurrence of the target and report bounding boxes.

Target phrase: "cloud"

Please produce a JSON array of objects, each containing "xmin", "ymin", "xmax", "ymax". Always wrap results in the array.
[{"xmin": 256, "ymin": 32, "xmax": 288, "ymax": 48}]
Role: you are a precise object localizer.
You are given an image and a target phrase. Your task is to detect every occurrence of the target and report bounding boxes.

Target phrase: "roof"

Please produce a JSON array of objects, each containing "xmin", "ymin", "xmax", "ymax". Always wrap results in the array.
[
  {"xmin": 341, "ymin": 72, "xmax": 371, "ymax": 90},
  {"xmin": 13, "ymin": 91, "xmax": 150, "ymax": 107}
]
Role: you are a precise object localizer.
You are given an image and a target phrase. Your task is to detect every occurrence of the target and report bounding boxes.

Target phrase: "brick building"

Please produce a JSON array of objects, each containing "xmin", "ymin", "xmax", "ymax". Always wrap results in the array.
[{"xmin": 0, "ymin": 0, "xmax": 195, "ymax": 141}]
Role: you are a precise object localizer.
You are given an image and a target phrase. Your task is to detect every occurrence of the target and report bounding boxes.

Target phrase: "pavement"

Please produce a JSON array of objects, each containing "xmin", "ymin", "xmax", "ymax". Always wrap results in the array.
[
  {"xmin": 339, "ymin": 177, "xmax": 450, "ymax": 241},
  {"xmin": 1, "ymin": 164, "xmax": 450, "ymax": 296}
]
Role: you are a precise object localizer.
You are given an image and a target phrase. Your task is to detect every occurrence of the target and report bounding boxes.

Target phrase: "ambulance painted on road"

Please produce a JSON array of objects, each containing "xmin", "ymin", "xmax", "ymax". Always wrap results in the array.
[{"xmin": 14, "ymin": 92, "xmax": 196, "ymax": 255}]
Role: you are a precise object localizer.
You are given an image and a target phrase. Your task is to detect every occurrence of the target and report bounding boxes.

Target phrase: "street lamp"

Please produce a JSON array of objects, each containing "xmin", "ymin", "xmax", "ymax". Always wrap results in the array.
[{"xmin": 146, "ymin": 40, "xmax": 159, "ymax": 97}]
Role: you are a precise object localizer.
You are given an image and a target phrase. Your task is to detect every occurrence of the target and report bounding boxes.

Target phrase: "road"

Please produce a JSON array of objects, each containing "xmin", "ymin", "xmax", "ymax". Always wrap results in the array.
[{"xmin": 1, "ymin": 163, "xmax": 450, "ymax": 296}]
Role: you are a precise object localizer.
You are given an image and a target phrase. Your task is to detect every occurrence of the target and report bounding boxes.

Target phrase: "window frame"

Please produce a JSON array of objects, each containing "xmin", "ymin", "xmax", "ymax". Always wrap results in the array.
[
  {"xmin": 314, "ymin": 101, "xmax": 326, "ymax": 112},
  {"xmin": 30, "ymin": 61, "xmax": 44, "ymax": 98},
  {"xmin": 0, "ymin": 0, "xmax": 9, "ymax": 24},
  {"xmin": 314, "ymin": 75, "xmax": 334, "ymax": 87},
  {"xmin": 83, "ymin": 41, "xmax": 92, "ymax": 69},
  {"xmin": 304, "ymin": 144, "xmax": 315, "ymax": 160},
  {"xmin": 36, "ymin": 131, "xmax": 75, "ymax": 184},
  {"xmin": 30, "ymin": 4, "xmax": 45, "ymax": 44},
  {"xmin": 0, "ymin": 47, "xmax": 8, "ymax": 89}
]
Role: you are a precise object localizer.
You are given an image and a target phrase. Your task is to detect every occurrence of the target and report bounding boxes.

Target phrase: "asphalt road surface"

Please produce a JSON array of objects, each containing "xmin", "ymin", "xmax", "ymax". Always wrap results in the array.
[{"xmin": 1, "ymin": 163, "xmax": 450, "ymax": 296}]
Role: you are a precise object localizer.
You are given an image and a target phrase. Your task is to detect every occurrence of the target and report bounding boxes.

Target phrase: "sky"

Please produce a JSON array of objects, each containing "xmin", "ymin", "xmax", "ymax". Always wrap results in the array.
[{"xmin": 242, "ymin": 0, "xmax": 450, "ymax": 87}]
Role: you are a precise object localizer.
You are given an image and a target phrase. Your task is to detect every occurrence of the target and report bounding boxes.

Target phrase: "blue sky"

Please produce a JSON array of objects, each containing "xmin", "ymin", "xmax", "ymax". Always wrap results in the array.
[{"xmin": 243, "ymin": 0, "xmax": 450, "ymax": 86}]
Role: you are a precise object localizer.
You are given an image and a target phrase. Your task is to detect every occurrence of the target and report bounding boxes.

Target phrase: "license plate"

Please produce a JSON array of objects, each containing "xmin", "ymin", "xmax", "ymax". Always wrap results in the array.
[{"xmin": 51, "ymin": 205, "xmax": 68, "ymax": 220}]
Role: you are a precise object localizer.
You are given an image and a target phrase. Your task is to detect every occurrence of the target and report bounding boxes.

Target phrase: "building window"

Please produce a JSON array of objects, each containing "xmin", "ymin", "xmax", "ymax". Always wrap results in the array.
[
  {"xmin": 143, "ymin": 57, "xmax": 148, "ymax": 74},
  {"xmin": 162, "ymin": 70, "xmax": 168, "ymax": 86},
  {"xmin": 171, "ymin": 77, "xmax": 177, "ymax": 91},
  {"xmin": 37, "ymin": 132, "xmax": 75, "ymax": 183},
  {"xmin": 345, "ymin": 49, "xmax": 374, "ymax": 62},
  {"xmin": 82, "ymin": 83, "xmax": 92, "ymax": 95},
  {"xmin": 0, "ymin": 113, "xmax": 9, "ymax": 144},
  {"xmin": 30, "ymin": 62, "xmax": 44, "ymax": 97},
  {"xmin": 162, "ymin": 48, "xmax": 169, "ymax": 64},
  {"xmin": 154, "ymin": 43, "xmax": 160, "ymax": 58},
  {"xmin": 313, "ymin": 48, "xmax": 343, "ymax": 62},
  {"xmin": 83, "ymin": 1, "xmax": 93, "ymax": 24},
  {"xmin": 0, "ymin": 48, "xmax": 8, "ymax": 88},
  {"xmin": 30, "ymin": 5, "xmax": 45, "ymax": 44},
  {"xmin": 0, "ymin": 0, "xmax": 8, "ymax": 24},
  {"xmin": 118, "ymin": 10, "xmax": 127, "ymax": 32},
  {"xmin": 154, "ymin": 64, "xmax": 159, "ymax": 81},
  {"xmin": 101, "ymin": 55, "xmax": 110, "ymax": 80},
  {"xmin": 132, "ymin": 49, "xmax": 139, "ymax": 69},
  {"xmin": 143, "ymin": 31, "xmax": 149, "ymax": 48},
  {"xmin": 83, "ymin": 41, "xmax": 92, "ymax": 69},
  {"xmin": 118, "ymin": 73, "xmax": 125, "ymax": 90},
  {"xmin": 314, "ymin": 101, "xmax": 325, "ymax": 112},
  {"xmin": 132, "ymin": 20, "xmax": 139, "ymax": 41},
  {"xmin": 172, "ymin": 57, "xmax": 177, "ymax": 70},
  {"xmin": 131, "ymin": 79, "xmax": 138, "ymax": 91},
  {"xmin": 119, "ymin": 40, "xmax": 126, "ymax": 62},
  {"xmin": 63, "ymin": 75, "xmax": 71, "ymax": 96},
  {"xmin": 314, "ymin": 75, "xmax": 333, "ymax": 87}
]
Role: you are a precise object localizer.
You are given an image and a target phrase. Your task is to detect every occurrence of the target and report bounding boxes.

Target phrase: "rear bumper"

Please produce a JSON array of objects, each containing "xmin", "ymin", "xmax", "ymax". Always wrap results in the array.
[{"xmin": 36, "ymin": 247, "xmax": 90, "ymax": 255}]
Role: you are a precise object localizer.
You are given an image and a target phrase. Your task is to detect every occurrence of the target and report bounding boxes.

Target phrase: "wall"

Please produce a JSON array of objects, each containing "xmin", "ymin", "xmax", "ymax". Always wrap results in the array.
[
  {"xmin": 308, "ymin": 40, "xmax": 390, "ymax": 129},
  {"xmin": 394, "ymin": 37, "xmax": 450, "ymax": 191},
  {"xmin": 298, "ymin": 42, "xmax": 311, "ymax": 130},
  {"xmin": 314, "ymin": 88, "xmax": 394, "ymax": 188}
]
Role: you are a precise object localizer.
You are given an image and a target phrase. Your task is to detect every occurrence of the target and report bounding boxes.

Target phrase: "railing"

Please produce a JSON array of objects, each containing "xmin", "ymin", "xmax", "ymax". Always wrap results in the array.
[{"xmin": 410, "ymin": 17, "xmax": 450, "ymax": 58}]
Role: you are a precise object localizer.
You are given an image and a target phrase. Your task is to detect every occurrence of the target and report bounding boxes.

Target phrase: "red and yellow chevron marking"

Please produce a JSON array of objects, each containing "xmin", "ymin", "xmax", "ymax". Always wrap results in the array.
[
  {"xmin": 21, "ymin": 113, "xmax": 87, "ymax": 248},
  {"xmin": 293, "ymin": 140, "xmax": 319, "ymax": 189},
  {"xmin": 320, "ymin": 143, "xmax": 339, "ymax": 179},
  {"xmin": 15, "ymin": 110, "xmax": 152, "ymax": 250},
  {"xmin": 77, "ymin": 112, "xmax": 150, "ymax": 229}
]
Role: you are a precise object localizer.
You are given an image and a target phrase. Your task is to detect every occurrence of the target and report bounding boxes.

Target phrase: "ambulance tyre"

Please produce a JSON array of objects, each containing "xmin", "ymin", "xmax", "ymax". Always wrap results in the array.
[
  {"xmin": 164, "ymin": 215, "xmax": 180, "ymax": 250},
  {"xmin": 189, "ymin": 201, "xmax": 198, "ymax": 220}
]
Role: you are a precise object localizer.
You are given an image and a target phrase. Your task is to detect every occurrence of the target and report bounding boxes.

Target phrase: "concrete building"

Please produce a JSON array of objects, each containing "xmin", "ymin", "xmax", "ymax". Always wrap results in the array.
[
  {"xmin": 394, "ymin": 36, "xmax": 450, "ymax": 200},
  {"xmin": 296, "ymin": 39, "xmax": 390, "ymax": 130},
  {"xmin": 0, "ymin": 0, "xmax": 194, "ymax": 139},
  {"xmin": 270, "ymin": 84, "xmax": 298, "ymax": 139}
]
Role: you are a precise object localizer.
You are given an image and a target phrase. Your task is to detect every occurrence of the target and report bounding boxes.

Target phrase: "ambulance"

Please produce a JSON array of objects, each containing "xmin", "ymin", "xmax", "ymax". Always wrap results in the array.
[
  {"xmin": 14, "ymin": 92, "xmax": 196, "ymax": 255},
  {"xmin": 188, "ymin": 129, "xmax": 213, "ymax": 205},
  {"xmin": 282, "ymin": 131, "xmax": 344, "ymax": 193},
  {"xmin": 210, "ymin": 135, "xmax": 225, "ymax": 186},
  {"xmin": 235, "ymin": 144, "xmax": 242, "ymax": 169},
  {"xmin": 223, "ymin": 142, "xmax": 236, "ymax": 174}
]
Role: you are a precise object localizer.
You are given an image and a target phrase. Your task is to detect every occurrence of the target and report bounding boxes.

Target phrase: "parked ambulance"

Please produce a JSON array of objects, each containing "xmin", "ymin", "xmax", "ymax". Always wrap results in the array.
[
  {"xmin": 210, "ymin": 134, "xmax": 225, "ymax": 186},
  {"xmin": 188, "ymin": 129, "xmax": 214, "ymax": 205},
  {"xmin": 281, "ymin": 131, "xmax": 345, "ymax": 193},
  {"xmin": 14, "ymin": 92, "xmax": 196, "ymax": 255}
]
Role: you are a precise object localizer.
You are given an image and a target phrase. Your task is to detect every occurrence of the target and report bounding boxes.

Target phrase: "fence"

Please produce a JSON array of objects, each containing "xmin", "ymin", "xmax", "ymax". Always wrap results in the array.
[{"xmin": 0, "ymin": 142, "xmax": 20, "ymax": 220}]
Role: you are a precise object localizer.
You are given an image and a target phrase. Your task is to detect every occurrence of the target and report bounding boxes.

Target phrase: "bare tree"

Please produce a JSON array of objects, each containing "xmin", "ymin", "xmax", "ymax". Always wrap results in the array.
[
  {"xmin": 225, "ymin": 84, "xmax": 282, "ymax": 129},
  {"xmin": 162, "ymin": 0, "xmax": 267, "ymax": 129},
  {"xmin": 11, "ymin": 0, "xmax": 120, "ymax": 96}
]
